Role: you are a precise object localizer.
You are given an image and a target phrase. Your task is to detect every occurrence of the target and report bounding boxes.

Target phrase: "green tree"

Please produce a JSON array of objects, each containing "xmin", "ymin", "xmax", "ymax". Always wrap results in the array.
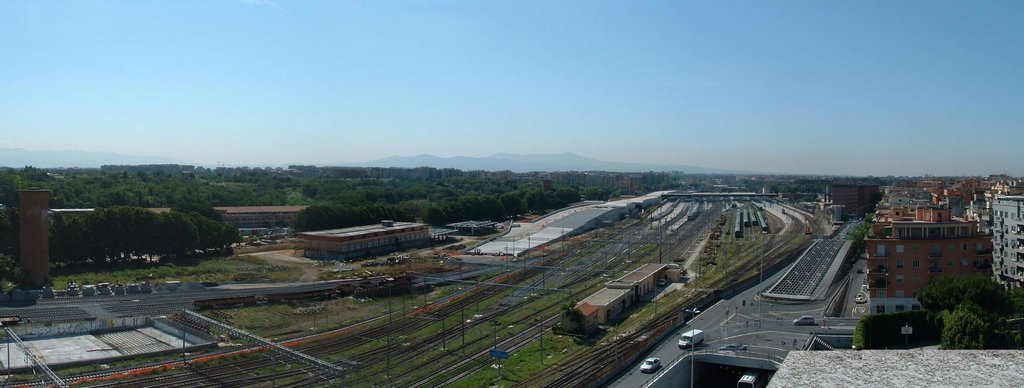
[
  {"xmin": 499, "ymin": 192, "xmax": 526, "ymax": 217},
  {"xmin": 423, "ymin": 205, "xmax": 448, "ymax": 226},
  {"xmin": 916, "ymin": 275, "xmax": 1012, "ymax": 315},
  {"xmin": 158, "ymin": 211, "xmax": 199, "ymax": 258},
  {"xmin": 0, "ymin": 209, "xmax": 15, "ymax": 256},
  {"xmin": 941, "ymin": 304, "xmax": 990, "ymax": 349}
]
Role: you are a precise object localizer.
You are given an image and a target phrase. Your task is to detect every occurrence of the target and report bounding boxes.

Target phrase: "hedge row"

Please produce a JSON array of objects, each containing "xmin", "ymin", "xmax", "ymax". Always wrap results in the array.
[{"xmin": 853, "ymin": 310, "xmax": 943, "ymax": 349}]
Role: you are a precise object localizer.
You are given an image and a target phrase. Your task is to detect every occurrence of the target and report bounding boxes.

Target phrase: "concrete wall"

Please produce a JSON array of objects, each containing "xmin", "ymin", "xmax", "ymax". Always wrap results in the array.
[
  {"xmin": 152, "ymin": 317, "xmax": 217, "ymax": 345},
  {"xmin": 12, "ymin": 316, "xmax": 150, "ymax": 339}
]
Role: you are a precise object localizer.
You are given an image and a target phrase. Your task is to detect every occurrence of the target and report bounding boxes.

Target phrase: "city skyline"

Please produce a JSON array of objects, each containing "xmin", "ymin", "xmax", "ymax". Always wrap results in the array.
[{"xmin": 2, "ymin": 1, "xmax": 1023, "ymax": 176}]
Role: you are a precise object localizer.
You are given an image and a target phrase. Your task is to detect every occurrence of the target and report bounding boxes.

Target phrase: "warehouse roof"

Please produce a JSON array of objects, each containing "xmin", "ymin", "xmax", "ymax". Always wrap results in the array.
[{"xmin": 301, "ymin": 222, "xmax": 427, "ymax": 238}]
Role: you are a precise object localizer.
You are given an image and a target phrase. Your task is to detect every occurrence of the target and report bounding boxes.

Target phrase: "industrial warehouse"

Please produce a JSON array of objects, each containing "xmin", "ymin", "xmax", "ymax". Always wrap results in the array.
[{"xmin": 298, "ymin": 220, "xmax": 432, "ymax": 260}]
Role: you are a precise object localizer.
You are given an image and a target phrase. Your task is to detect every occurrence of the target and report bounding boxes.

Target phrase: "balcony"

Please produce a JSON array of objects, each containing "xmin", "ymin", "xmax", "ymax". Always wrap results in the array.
[
  {"xmin": 928, "ymin": 251, "xmax": 943, "ymax": 258},
  {"xmin": 872, "ymin": 265, "xmax": 888, "ymax": 274},
  {"xmin": 976, "ymin": 248, "xmax": 993, "ymax": 255},
  {"xmin": 869, "ymin": 278, "xmax": 887, "ymax": 288},
  {"xmin": 929, "ymin": 266, "xmax": 942, "ymax": 273}
]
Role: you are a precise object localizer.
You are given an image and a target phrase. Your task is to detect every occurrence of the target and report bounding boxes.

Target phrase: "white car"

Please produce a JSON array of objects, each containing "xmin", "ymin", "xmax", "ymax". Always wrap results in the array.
[{"xmin": 639, "ymin": 357, "xmax": 661, "ymax": 373}]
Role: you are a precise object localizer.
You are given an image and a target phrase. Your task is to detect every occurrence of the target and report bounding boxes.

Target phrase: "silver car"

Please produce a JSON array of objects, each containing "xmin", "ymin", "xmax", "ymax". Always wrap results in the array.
[{"xmin": 639, "ymin": 358, "xmax": 661, "ymax": 373}]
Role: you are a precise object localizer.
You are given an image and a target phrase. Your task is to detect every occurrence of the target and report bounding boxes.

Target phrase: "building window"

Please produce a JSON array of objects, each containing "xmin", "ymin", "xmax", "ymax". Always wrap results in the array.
[
  {"xmin": 912, "ymin": 245, "xmax": 922, "ymax": 253},
  {"xmin": 896, "ymin": 260, "xmax": 904, "ymax": 268},
  {"xmin": 947, "ymin": 260, "xmax": 954, "ymax": 267},
  {"xmin": 876, "ymin": 291, "xmax": 886, "ymax": 298},
  {"xmin": 896, "ymin": 244, "xmax": 905, "ymax": 253},
  {"xmin": 911, "ymin": 305, "xmax": 921, "ymax": 311},
  {"xmin": 913, "ymin": 276, "xmax": 921, "ymax": 284},
  {"xmin": 962, "ymin": 259, "xmax": 969, "ymax": 266},
  {"xmin": 912, "ymin": 260, "xmax": 921, "ymax": 268},
  {"xmin": 962, "ymin": 244, "xmax": 968, "ymax": 251},
  {"xmin": 895, "ymin": 304, "xmax": 905, "ymax": 311},
  {"xmin": 895, "ymin": 290, "xmax": 904, "ymax": 298},
  {"xmin": 876, "ymin": 245, "xmax": 886, "ymax": 257},
  {"xmin": 896, "ymin": 275, "xmax": 904, "ymax": 284}
]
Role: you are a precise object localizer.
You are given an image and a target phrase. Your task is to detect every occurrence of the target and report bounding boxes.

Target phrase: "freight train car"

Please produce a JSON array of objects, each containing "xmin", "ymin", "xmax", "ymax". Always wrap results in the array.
[
  {"xmin": 193, "ymin": 295, "xmax": 260, "ymax": 310},
  {"xmin": 264, "ymin": 288, "xmax": 336, "ymax": 303},
  {"xmin": 734, "ymin": 211, "xmax": 744, "ymax": 238}
]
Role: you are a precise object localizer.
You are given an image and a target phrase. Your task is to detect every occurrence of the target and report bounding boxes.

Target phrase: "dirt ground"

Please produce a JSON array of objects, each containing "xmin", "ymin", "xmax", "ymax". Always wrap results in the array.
[{"xmin": 242, "ymin": 249, "xmax": 321, "ymax": 281}]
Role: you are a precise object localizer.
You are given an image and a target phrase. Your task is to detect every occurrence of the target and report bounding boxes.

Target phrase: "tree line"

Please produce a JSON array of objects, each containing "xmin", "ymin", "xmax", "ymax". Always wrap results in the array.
[
  {"xmin": 1, "ymin": 167, "xmax": 599, "ymax": 228},
  {"xmin": 49, "ymin": 206, "xmax": 241, "ymax": 267},
  {"xmin": 293, "ymin": 204, "xmax": 415, "ymax": 232}
]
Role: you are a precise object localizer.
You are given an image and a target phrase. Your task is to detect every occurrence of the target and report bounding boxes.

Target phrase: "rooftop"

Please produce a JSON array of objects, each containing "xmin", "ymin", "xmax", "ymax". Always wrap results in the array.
[
  {"xmin": 300, "ymin": 222, "xmax": 426, "ymax": 238},
  {"xmin": 769, "ymin": 350, "xmax": 1024, "ymax": 388},
  {"xmin": 216, "ymin": 206, "xmax": 307, "ymax": 214},
  {"xmin": 615, "ymin": 263, "xmax": 668, "ymax": 284},
  {"xmin": 578, "ymin": 288, "xmax": 630, "ymax": 307}
]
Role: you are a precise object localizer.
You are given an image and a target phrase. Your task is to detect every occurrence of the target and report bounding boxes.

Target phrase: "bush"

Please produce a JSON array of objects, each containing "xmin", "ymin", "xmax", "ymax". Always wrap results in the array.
[
  {"xmin": 853, "ymin": 310, "xmax": 943, "ymax": 349},
  {"xmin": 941, "ymin": 304, "xmax": 990, "ymax": 349}
]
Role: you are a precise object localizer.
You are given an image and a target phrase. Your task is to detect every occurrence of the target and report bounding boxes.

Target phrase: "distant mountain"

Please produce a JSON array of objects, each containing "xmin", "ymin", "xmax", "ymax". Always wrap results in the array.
[
  {"xmin": 357, "ymin": 152, "xmax": 745, "ymax": 174},
  {"xmin": 0, "ymin": 148, "xmax": 181, "ymax": 168}
]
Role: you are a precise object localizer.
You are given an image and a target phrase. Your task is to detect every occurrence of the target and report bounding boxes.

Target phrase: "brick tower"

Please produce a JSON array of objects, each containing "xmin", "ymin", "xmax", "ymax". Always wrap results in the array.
[{"xmin": 18, "ymin": 189, "xmax": 51, "ymax": 288}]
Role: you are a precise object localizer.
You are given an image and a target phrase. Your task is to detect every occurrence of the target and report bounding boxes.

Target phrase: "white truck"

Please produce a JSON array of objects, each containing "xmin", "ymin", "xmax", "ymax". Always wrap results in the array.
[{"xmin": 678, "ymin": 329, "xmax": 704, "ymax": 349}]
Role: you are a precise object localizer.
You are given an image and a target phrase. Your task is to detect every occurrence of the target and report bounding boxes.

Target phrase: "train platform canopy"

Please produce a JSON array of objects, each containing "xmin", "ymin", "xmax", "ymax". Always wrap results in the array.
[
  {"xmin": 769, "ymin": 350, "xmax": 1024, "ymax": 388},
  {"xmin": 430, "ymin": 228, "xmax": 457, "ymax": 238},
  {"xmin": 445, "ymin": 221, "xmax": 498, "ymax": 235}
]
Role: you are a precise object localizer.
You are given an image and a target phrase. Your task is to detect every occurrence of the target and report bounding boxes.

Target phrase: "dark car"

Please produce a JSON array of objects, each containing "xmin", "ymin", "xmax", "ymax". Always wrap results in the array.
[
  {"xmin": 793, "ymin": 315, "xmax": 816, "ymax": 326},
  {"xmin": 719, "ymin": 343, "xmax": 748, "ymax": 351}
]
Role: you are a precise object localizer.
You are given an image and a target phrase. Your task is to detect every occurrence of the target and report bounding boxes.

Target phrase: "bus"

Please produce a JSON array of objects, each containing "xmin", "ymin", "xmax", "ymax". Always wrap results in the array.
[{"xmin": 737, "ymin": 369, "xmax": 767, "ymax": 388}]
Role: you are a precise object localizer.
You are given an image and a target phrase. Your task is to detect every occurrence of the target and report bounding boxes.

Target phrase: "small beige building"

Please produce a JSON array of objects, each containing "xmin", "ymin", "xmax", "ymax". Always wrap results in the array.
[{"xmin": 569, "ymin": 263, "xmax": 681, "ymax": 332}]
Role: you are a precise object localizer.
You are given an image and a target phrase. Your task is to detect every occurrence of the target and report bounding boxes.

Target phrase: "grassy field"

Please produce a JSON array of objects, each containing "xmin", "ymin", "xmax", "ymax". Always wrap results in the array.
[
  {"xmin": 213, "ymin": 284, "xmax": 466, "ymax": 338},
  {"xmin": 50, "ymin": 255, "xmax": 304, "ymax": 287}
]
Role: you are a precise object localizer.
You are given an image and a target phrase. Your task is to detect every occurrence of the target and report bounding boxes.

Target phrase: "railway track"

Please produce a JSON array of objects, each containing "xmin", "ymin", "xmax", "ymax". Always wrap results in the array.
[
  {"xmin": 67, "ymin": 200, "xmax": 770, "ymax": 387},
  {"xmin": 71, "ymin": 212, "xmax": 664, "ymax": 387},
  {"xmin": 522, "ymin": 201, "xmax": 812, "ymax": 388}
]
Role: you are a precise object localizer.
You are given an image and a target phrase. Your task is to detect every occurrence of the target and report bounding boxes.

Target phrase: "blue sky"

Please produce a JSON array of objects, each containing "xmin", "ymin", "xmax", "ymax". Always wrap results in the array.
[{"xmin": 1, "ymin": 1, "xmax": 1022, "ymax": 175}]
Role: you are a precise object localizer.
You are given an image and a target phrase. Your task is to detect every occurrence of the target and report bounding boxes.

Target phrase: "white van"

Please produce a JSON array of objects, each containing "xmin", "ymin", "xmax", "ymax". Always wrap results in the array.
[{"xmin": 678, "ymin": 329, "xmax": 704, "ymax": 349}]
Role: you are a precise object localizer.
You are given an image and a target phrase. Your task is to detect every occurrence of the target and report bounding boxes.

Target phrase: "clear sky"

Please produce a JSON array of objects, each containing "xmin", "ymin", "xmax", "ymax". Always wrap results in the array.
[{"xmin": 1, "ymin": 1, "xmax": 1022, "ymax": 176}]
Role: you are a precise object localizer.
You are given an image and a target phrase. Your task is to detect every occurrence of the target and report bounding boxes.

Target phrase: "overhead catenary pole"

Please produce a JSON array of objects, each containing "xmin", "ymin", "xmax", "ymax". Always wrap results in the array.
[{"xmin": 4, "ymin": 328, "xmax": 68, "ymax": 388}]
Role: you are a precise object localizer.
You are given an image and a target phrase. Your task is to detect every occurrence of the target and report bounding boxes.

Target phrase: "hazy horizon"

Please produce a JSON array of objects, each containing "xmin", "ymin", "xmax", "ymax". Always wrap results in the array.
[{"xmin": 2, "ymin": 1, "xmax": 1023, "ymax": 176}]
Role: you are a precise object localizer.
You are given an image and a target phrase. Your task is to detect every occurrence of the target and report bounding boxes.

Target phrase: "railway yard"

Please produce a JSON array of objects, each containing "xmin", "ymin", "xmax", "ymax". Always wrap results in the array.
[{"xmin": 1, "ymin": 194, "xmax": 832, "ymax": 387}]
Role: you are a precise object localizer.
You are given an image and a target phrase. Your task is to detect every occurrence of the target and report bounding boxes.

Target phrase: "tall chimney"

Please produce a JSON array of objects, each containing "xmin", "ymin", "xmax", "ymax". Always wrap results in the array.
[{"xmin": 18, "ymin": 189, "xmax": 50, "ymax": 288}]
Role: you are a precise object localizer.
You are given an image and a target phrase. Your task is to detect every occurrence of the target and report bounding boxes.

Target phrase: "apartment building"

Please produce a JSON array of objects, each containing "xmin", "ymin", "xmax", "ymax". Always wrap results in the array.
[
  {"xmin": 992, "ymin": 196, "xmax": 1024, "ymax": 288},
  {"xmin": 865, "ymin": 206, "xmax": 992, "ymax": 313}
]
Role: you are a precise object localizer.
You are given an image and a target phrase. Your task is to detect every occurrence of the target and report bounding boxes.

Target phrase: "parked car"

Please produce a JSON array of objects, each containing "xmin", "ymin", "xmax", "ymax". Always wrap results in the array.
[
  {"xmin": 793, "ymin": 315, "xmax": 816, "ymax": 326},
  {"xmin": 639, "ymin": 358, "xmax": 661, "ymax": 373},
  {"xmin": 719, "ymin": 343, "xmax": 748, "ymax": 351}
]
